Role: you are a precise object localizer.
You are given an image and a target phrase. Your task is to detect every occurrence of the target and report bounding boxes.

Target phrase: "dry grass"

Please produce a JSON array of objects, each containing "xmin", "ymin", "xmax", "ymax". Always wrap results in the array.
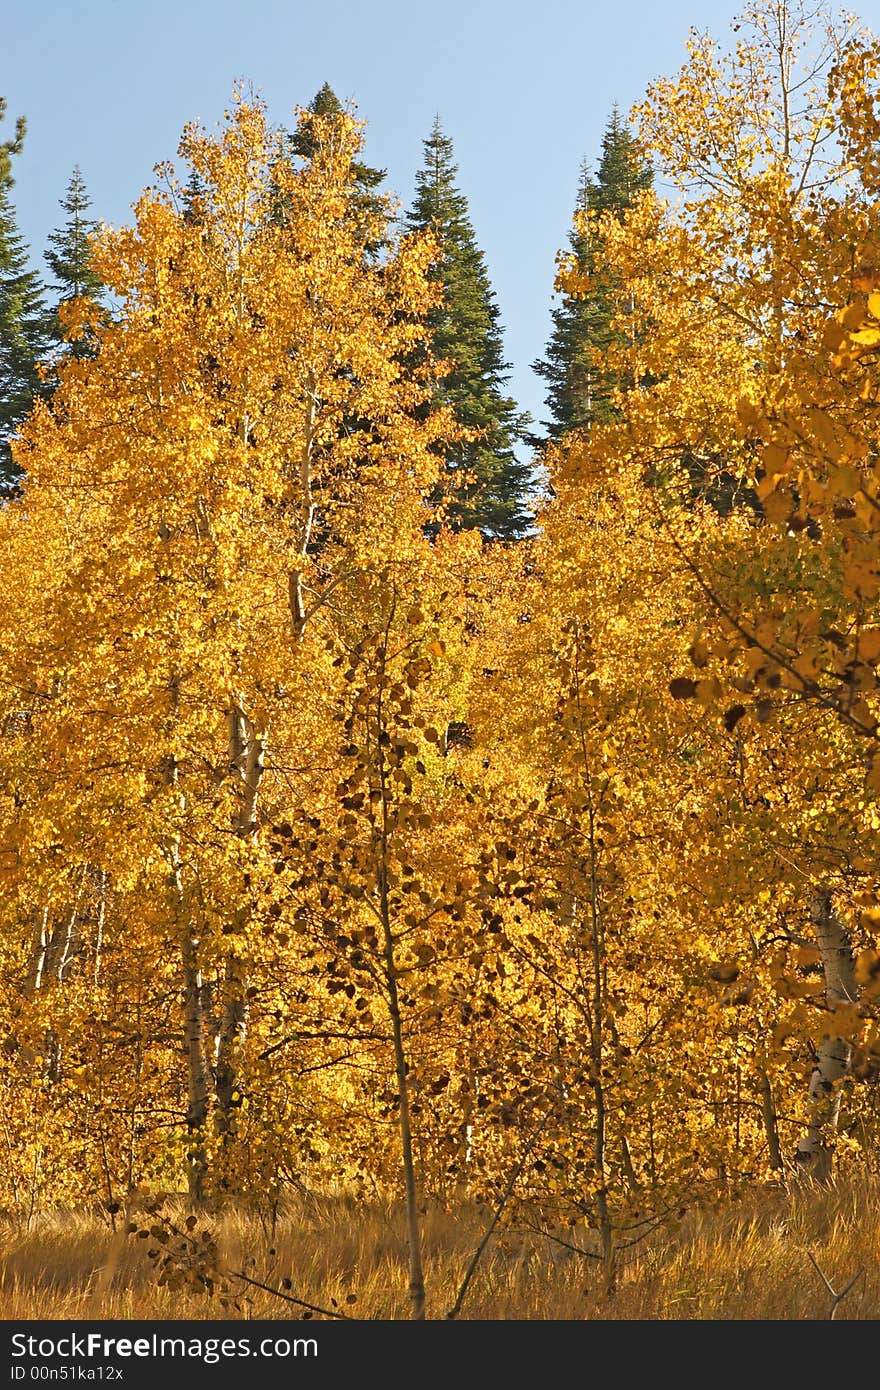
[{"xmin": 1, "ymin": 1179, "xmax": 878, "ymax": 1320}]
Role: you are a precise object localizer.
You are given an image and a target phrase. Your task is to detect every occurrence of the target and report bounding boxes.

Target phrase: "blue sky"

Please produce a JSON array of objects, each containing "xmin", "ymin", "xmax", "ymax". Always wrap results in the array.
[{"xmin": 5, "ymin": 0, "xmax": 741, "ymax": 430}]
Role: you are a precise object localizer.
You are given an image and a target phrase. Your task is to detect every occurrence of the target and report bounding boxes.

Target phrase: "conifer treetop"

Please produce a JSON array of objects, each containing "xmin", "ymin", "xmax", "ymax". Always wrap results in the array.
[
  {"xmin": 533, "ymin": 107, "xmax": 652, "ymax": 440},
  {"xmin": 0, "ymin": 100, "xmax": 49, "ymax": 489},
  {"xmin": 405, "ymin": 117, "xmax": 532, "ymax": 540}
]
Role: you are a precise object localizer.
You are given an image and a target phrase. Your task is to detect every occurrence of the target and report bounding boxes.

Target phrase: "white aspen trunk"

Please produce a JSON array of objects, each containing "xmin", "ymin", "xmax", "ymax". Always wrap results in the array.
[
  {"xmin": 181, "ymin": 922, "xmax": 211, "ymax": 1200},
  {"xmin": 26, "ymin": 872, "xmax": 84, "ymax": 1087},
  {"xmin": 237, "ymin": 712, "xmax": 264, "ymax": 839},
  {"xmin": 226, "ymin": 700, "xmax": 265, "ymax": 834},
  {"xmin": 163, "ymin": 664, "xmax": 211, "ymax": 1201},
  {"xmin": 43, "ymin": 913, "xmax": 71, "ymax": 982},
  {"xmin": 795, "ymin": 889, "xmax": 857, "ymax": 1180},
  {"xmin": 25, "ymin": 906, "xmax": 50, "ymax": 995},
  {"xmin": 214, "ymin": 702, "xmax": 264, "ymax": 1150},
  {"xmin": 375, "ymin": 677, "xmax": 425, "ymax": 1319},
  {"xmin": 46, "ymin": 866, "xmax": 88, "ymax": 983},
  {"xmin": 171, "ymin": 765, "xmax": 211, "ymax": 1200},
  {"xmin": 289, "ymin": 376, "xmax": 317, "ymax": 638},
  {"xmin": 458, "ymin": 970, "xmax": 483, "ymax": 1179},
  {"xmin": 93, "ymin": 869, "xmax": 106, "ymax": 987},
  {"xmin": 620, "ymin": 1134, "xmax": 641, "ymax": 1192},
  {"xmin": 585, "ymin": 823, "xmax": 614, "ymax": 1296},
  {"xmin": 380, "ymin": 859, "xmax": 425, "ymax": 1319},
  {"xmin": 51, "ymin": 913, "xmax": 78, "ymax": 983},
  {"xmin": 214, "ymin": 960, "xmax": 249, "ymax": 1150},
  {"xmin": 758, "ymin": 1066, "xmax": 784, "ymax": 1172}
]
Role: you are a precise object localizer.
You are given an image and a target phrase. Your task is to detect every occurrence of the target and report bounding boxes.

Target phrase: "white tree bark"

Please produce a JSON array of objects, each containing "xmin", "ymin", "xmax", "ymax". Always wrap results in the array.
[
  {"xmin": 214, "ymin": 701, "xmax": 265, "ymax": 1148},
  {"xmin": 25, "ymin": 906, "xmax": 50, "ymax": 995},
  {"xmin": 162, "ymin": 662, "xmax": 211, "ymax": 1201},
  {"xmin": 181, "ymin": 922, "xmax": 211, "ymax": 1199},
  {"xmin": 45, "ymin": 866, "xmax": 88, "ymax": 983},
  {"xmin": 289, "ymin": 377, "xmax": 317, "ymax": 638},
  {"xmin": 93, "ymin": 868, "xmax": 106, "ymax": 987},
  {"xmin": 795, "ymin": 888, "xmax": 857, "ymax": 1180}
]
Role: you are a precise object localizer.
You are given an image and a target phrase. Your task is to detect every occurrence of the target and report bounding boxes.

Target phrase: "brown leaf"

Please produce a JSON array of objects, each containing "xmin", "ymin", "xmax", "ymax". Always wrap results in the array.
[
  {"xmin": 669, "ymin": 677, "xmax": 698, "ymax": 700},
  {"xmin": 709, "ymin": 962, "xmax": 740, "ymax": 984},
  {"xmin": 723, "ymin": 704, "xmax": 746, "ymax": 733}
]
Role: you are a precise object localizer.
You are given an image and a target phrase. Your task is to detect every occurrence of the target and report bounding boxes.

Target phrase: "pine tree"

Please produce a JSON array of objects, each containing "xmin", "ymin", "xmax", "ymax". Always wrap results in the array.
[
  {"xmin": 0, "ymin": 97, "xmax": 25, "ymax": 186},
  {"xmin": 293, "ymin": 83, "xmax": 384, "ymax": 189},
  {"xmin": 534, "ymin": 108, "xmax": 652, "ymax": 440},
  {"xmin": 182, "ymin": 166, "xmax": 208, "ymax": 223},
  {"xmin": 405, "ymin": 119, "xmax": 531, "ymax": 540},
  {"xmin": 44, "ymin": 167, "xmax": 105, "ymax": 359},
  {"xmin": 284, "ymin": 83, "xmax": 386, "ymax": 247},
  {"xmin": 0, "ymin": 99, "xmax": 49, "ymax": 491}
]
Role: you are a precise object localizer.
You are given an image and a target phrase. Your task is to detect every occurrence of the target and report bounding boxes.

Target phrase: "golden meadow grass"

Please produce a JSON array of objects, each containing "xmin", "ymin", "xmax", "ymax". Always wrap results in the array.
[{"xmin": 1, "ymin": 1178, "xmax": 877, "ymax": 1321}]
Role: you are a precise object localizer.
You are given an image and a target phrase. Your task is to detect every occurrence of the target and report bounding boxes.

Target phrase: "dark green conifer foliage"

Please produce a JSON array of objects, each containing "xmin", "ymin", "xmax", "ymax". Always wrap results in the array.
[
  {"xmin": 292, "ymin": 83, "xmax": 385, "ymax": 193},
  {"xmin": 534, "ymin": 108, "xmax": 652, "ymax": 440},
  {"xmin": 282, "ymin": 83, "xmax": 386, "ymax": 250},
  {"xmin": 44, "ymin": 166, "xmax": 105, "ymax": 359},
  {"xmin": 0, "ymin": 99, "xmax": 49, "ymax": 491},
  {"xmin": 0, "ymin": 98, "xmax": 25, "ymax": 186},
  {"xmin": 405, "ymin": 119, "xmax": 531, "ymax": 540},
  {"xmin": 182, "ymin": 167, "xmax": 208, "ymax": 224}
]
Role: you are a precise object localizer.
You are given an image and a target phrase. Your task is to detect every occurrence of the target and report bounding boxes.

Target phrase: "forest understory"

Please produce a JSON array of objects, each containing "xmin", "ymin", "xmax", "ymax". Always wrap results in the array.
[{"xmin": 1, "ymin": 1179, "xmax": 877, "ymax": 1320}]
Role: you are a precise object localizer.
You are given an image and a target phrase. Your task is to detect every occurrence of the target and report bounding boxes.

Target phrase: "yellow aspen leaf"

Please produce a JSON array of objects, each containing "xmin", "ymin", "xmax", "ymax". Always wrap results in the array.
[
  {"xmin": 689, "ymin": 637, "xmax": 710, "ymax": 667},
  {"xmin": 756, "ymin": 472, "xmax": 781, "ymax": 502},
  {"xmin": 708, "ymin": 961, "xmax": 739, "ymax": 983},
  {"xmin": 793, "ymin": 650, "xmax": 823, "ymax": 683},
  {"xmin": 796, "ymin": 945, "xmax": 821, "ymax": 968},
  {"xmin": 858, "ymin": 630, "xmax": 880, "ymax": 663},
  {"xmin": 761, "ymin": 442, "xmax": 790, "ymax": 472},
  {"xmin": 855, "ymin": 949, "xmax": 880, "ymax": 994},
  {"xmin": 744, "ymin": 646, "xmax": 769, "ymax": 675},
  {"xmin": 761, "ymin": 488, "xmax": 793, "ymax": 523},
  {"xmin": 771, "ymin": 1014, "xmax": 804, "ymax": 1050},
  {"xmin": 829, "ymin": 466, "xmax": 861, "ymax": 497},
  {"xmin": 849, "ymin": 327, "xmax": 880, "ymax": 347},
  {"xmin": 843, "ymin": 561, "xmax": 880, "ymax": 600},
  {"xmin": 850, "ymin": 697, "xmax": 875, "ymax": 728},
  {"xmin": 695, "ymin": 676, "xmax": 722, "ymax": 706},
  {"xmin": 825, "ymin": 1003, "xmax": 862, "ymax": 1042},
  {"xmin": 735, "ymin": 398, "xmax": 761, "ymax": 430},
  {"xmin": 840, "ymin": 303, "xmax": 866, "ymax": 330},
  {"xmin": 843, "ymin": 434, "xmax": 869, "ymax": 462},
  {"xmin": 791, "ymin": 977, "xmax": 825, "ymax": 998},
  {"xmin": 809, "ymin": 410, "xmax": 837, "ymax": 448},
  {"xmin": 821, "ymin": 319, "xmax": 846, "ymax": 350}
]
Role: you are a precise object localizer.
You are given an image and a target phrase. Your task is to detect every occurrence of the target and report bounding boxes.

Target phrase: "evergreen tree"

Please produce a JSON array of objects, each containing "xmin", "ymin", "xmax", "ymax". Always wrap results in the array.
[
  {"xmin": 44, "ymin": 166, "xmax": 105, "ymax": 358},
  {"xmin": 291, "ymin": 83, "xmax": 385, "ymax": 195},
  {"xmin": 182, "ymin": 166, "xmax": 208, "ymax": 224},
  {"xmin": 534, "ymin": 108, "xmax": 652, "ymax": 439},
  {"xmin": 283, "ymin": 83, "xmax": 386, "ymax": 249},
  {"xmin": 0, "ymin": 97, "xmax": 25, "ymax": 186},
  {"xmin": 0, "ymin": 99, "xmax": 48, "ymax": 492},
  {"xmin": 405, "ymin": 119, "xmax": 531, "ymax": 540}
]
